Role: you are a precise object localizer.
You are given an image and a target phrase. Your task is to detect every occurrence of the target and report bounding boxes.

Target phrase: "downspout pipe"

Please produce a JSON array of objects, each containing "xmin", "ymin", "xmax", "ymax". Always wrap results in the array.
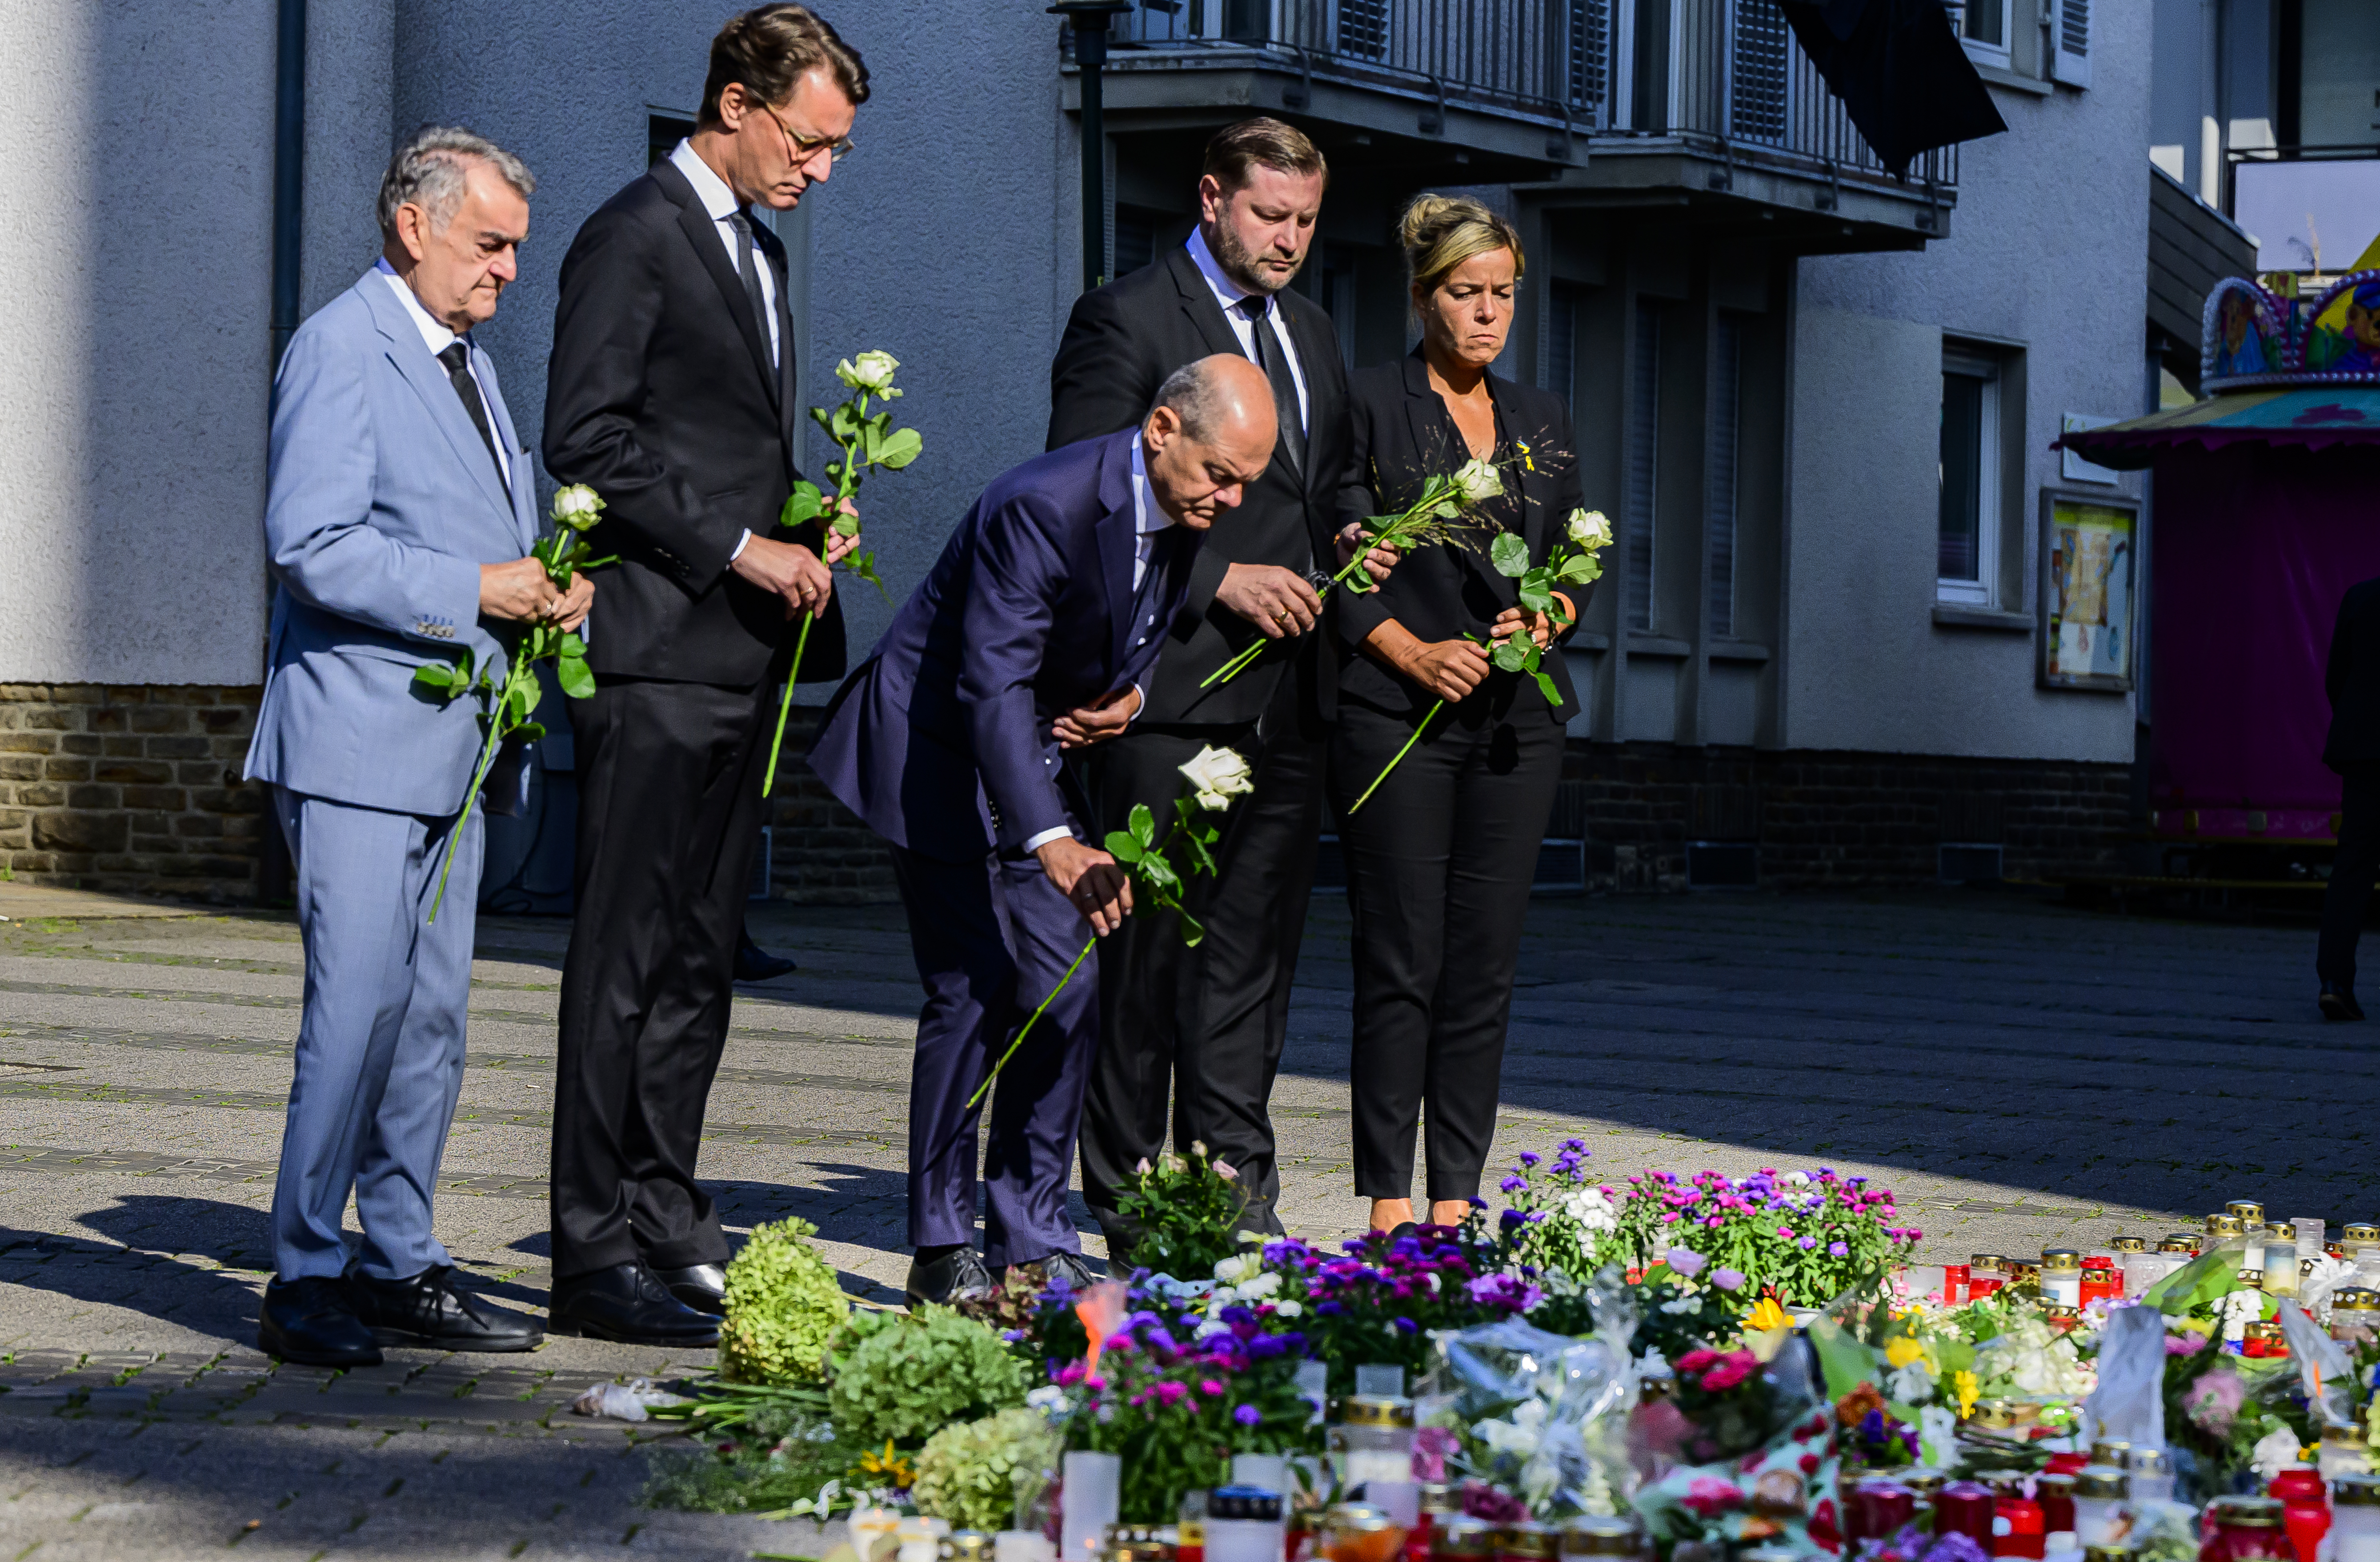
[{"xmin": 259, "ymin": 0, "xmax": 304, "ymax": 905}]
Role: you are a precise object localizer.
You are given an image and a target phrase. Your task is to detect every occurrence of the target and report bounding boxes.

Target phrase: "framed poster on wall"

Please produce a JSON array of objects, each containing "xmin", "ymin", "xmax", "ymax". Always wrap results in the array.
[{"xmin": 2039, "ymin": 489, "xmax": 2140, "ymax": 692}]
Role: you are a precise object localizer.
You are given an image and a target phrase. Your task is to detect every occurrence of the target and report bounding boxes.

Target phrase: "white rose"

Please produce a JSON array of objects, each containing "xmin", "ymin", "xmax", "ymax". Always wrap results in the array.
[
  {"xmin": 1453, "ymin": 458, "xmax": 1504, "ymax": 504},
  {"xmin": 1177, "ymin": 744, "xmax": 1254, "ymax": 812},
  {"xmin": 1238, "ymin": 1271, "xmax": 1282, "ymax": 1299},
  {"xmin": 1565, "ymin": 509, "xmax": 1612, "ymax": 550},
  {"xmin": 2251, "ymin": 1425, "xmax": 2303, "ymax": 1482},
  {"xmin": 836, "ymin": 349, "xmax": 900, "ymax": 393},
  {"xmin": 551, "ymin": 483, "xmax": 604, "ymax": 530},
  {"xmin": 1212, "ymin": 1255, "xmax": 1249, "ymax": 1283},
  {"xmin": 1272, "ymin": 1298, "xmax": 1302, "ymax": 1318}
]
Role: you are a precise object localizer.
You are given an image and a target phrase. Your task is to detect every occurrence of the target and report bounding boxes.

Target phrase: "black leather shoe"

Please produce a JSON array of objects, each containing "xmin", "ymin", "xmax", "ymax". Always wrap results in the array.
[
  {"xmin": 734, "ymin": 931, "xmax": 797, "ymax": 983},
  {"xmin": 905, "ymin": 1246, "xmax": 996, "ymax": 1309},
  {"xmin": 347, "ymin": 1264, "xmax": 543, "ymax": 1352},
  {"xmin": 1017, "ymin": 1251, "xmax": 1101, "ymax": 1294},
  {"xmin": 548, "ymin": 1261, "xmax": 720, "ymax": 1346},
  {"xmin": 259, "ymin": 1276, "xmax": 382, "ymax": 1368},
  {"xmin": 651, "ymin": 1262, "xmax": 727, "ymax": 1316},
  {"xmin": 2322, "ymin": 983, "xmax": 2365, "ymax": 1021}
]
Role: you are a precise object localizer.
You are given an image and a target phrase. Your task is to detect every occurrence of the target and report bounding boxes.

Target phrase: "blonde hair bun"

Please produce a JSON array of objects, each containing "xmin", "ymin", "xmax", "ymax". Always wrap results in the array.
[{"xmin": 1398, "ymin": 193, "xmax": 1525, "ymax": 293}]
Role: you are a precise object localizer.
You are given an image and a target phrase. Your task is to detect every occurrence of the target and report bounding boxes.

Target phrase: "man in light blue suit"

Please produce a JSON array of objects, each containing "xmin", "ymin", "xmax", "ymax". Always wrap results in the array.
[{"xmin": 243, "ymin": 127, "xmax": 587, "ymax": 1366}]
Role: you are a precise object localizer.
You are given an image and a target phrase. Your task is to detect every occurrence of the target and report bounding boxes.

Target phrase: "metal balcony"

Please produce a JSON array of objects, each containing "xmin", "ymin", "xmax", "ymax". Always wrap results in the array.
[{"xmin": 1073, "ymin": 0, "xmax": 1958, "ymax": 245}]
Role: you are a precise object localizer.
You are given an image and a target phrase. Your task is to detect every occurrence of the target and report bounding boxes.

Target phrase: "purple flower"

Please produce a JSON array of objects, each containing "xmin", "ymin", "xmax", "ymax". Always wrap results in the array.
[
  {"xmin": 1798, "ymin": 1236, "xmax": 1818, "ymax": 1250},
  {"xmin": 1828, "ymin": 1241, "xmax": 1849, "ymax": 1257},
  {"xmin": 1711, "ymin": 1267, "xmax": 1746, "ymax": 1292},
  {"xmin": 1665, "ymin": 1246, "xmax": 1707, "ymax": 1278},
  {"xmin": 1499, "ymin": 1174, "xmax": 1527, "ymax": 1194},
  {"xmin": 1234, "ymin": 1404, "xmax": 1261, "ymax": 1426},
  {"xmin": 1392, "ymin": 1316, "xmax": 1418, "ymax": 1334}
]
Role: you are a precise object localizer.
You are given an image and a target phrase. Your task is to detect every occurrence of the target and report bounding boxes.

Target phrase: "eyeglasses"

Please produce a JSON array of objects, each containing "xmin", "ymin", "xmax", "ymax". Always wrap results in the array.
[{"xmin": 758, "ymin": 100, "xmax": 853, "ymax": 167}]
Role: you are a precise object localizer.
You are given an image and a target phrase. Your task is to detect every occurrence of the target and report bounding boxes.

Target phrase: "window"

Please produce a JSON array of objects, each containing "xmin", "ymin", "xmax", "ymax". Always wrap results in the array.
[
  {"xmin": 1568, "ymin": 0, "xmax": 1612, "ymax": 120},
  {"xmin": 1731, "ymin": 0, "xmax": 1791, "ymax": 141},
  {"xmin": 1709, "ymin": 314, "xmax": 1744, "ymax": 639},
  {"xmin": 1937, "ymin": 352, "xmax": 2002, "ymax": 606},
  {"xmin": 1957, "ymin": 0, "xmax": 2011, "ymax": 70},
  {"xmin": 1547, "ymin": 283, "xmax": 1583, "ymax": 410},
  {"xmin": 1625, "ymin": 302, "xmax": 1661, "ymax": 632},
  {"xmin": 1336, "ymin": 0, "xmax": 1389, "ymax": 60}
]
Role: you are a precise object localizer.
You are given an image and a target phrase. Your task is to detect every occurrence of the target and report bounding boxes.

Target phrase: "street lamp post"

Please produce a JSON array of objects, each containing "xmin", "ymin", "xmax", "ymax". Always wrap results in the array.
[{"xmin": 1051, "ymin": 0, "xmax": 1135, "ymax": 293}]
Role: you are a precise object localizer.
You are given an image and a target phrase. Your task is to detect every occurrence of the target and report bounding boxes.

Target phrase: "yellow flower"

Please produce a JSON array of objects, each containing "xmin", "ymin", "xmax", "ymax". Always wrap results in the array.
[
  {"xmin": 1745, "ymin": 1298, "xmax": 1790, "ymax": 1333},
  {"xmin": 1951, "ymin": 1370, "xmax": 1979, "ymax": 1420},
  {"xmin": 857, "ymin": 1440, "xmax": 915, "ymax": 1490},
  {"xmin": 1885, "ymin": 1336, "xmax": 1926, "ymax": 1370}
]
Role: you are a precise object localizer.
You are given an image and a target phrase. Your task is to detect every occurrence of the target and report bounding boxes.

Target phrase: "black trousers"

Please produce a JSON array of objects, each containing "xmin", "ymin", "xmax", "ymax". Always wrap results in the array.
[
  {"xmin": 2320, "ymin": 770, "xmax": 2380, "ymax": 988},
  {"xmin": 1076, "ymin": 672, "xmax": 1322, "ymax": 1243},
  {"xmin": 1328, "ymin": 691, "xmax": 1564, "ymax": 1203},
  {"xmin": 551, "ymin": 678, "xmax": 769, "ymax": 1280}
]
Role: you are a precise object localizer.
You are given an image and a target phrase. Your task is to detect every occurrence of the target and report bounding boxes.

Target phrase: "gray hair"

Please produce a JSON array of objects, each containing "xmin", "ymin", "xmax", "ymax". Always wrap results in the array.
[
  {"xmin": 1154, "ymin": 358, "xmax": 1229, "ymax": 442},
  {"xmin": 377, "ymin": 126, "xmax": 535, "ymax": 240}
]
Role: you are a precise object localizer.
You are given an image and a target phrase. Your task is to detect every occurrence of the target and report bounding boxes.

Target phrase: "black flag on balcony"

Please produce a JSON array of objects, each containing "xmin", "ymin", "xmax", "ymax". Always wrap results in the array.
[{"xmin": 1778, "ymin": 0, "xmax": 2007, "ymax": 178}]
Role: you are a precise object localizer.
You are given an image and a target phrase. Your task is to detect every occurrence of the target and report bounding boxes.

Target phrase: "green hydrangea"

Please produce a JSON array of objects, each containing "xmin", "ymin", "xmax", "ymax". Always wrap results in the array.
[
  {"xmin": 912, "ymin": 1406, "xmax": 1061, "ymax": 1532},
  {"xmin": 828, "ymin": 1305, "xmax": 1026, "ymax": 1447},
  {"xmin": 717, "ymin": 1217, "xmax": 850, "ymax": 1385}
]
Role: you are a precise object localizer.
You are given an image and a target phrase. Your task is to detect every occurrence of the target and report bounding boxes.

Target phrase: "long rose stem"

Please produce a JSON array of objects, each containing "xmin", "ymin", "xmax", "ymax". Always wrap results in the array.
[
  {"xmin": 1347, "ymin": 699, "xmax": 1442, "ymax": 815},
  {"xmin": 426, "ymin": 672, "xmax": 516, "ymax": 924},
  {"xmin": 964, "ymin": 933, "xmax": 1096, "ymax": 1111},
  {"xmin": 761, "ymin": 612, "xmax": 817, "ymax": 798}
]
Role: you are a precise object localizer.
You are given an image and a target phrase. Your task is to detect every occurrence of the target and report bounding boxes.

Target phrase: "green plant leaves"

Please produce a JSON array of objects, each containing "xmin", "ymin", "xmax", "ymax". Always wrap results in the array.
[
  {"xmin": 1490, "ymin": 533, "xmax": 1531, "ymax": 578},
  {"xmin": 1517, "ymin": 581, "xmax": 1556, "ymax": 614},
  {"xmin": 869, "ymin": 424, "xmax": 922, "ymax": 471},
  {"xmin": 1557, "ymin": 553, "xmax": 1601, "ymax": 584},
  {"xmin": 556, "ymin": 648, "xmax": 597, "ymax": 700},
  {"xmin": 781, "ymin": 482, "xmax": 827, "ymax": 528},
  {"xmin": 1104, "ymin": 829, "xmax": 1144, "ymax": 864},
  {"xmin": 1534, "ymin": 669, "xmax": 1562, "ymax": 704},
  {"xmin": 412, "ymin": 651, "xmax": 474, "ymax": 700},
  {"xmin": 1493, "ymin": 637, "xmax": 1534, "ymax": 673},
  {"xmin": 1129, "ymin": 803, "xmax": 1157, "ymax": 850}
]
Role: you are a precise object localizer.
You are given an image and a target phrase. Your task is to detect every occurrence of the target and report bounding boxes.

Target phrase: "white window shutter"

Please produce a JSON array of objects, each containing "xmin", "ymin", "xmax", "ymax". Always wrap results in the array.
[{"xmin": 2052, "ymin": 0, "xmax": 2091, "ymax": 87}]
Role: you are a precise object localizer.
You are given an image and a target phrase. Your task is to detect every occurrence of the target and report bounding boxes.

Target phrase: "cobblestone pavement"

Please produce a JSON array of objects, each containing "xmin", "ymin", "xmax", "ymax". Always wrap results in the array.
[{"xmin": 0, "ymin": 884, "xmax": 2368, "ymax": 1556}]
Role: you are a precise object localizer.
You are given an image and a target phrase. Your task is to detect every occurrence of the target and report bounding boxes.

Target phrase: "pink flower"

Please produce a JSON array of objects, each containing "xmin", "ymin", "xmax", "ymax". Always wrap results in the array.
[
  {"xmin": 1412, "ymin": 1426, "xmax": 1461, "ymax": 1483},
  {"xmin": 1155, "ymin": 1381, "xmax": 1187, "ymax": 1407},
  {"xmin": 1681, "ymin": 1477, "xmax": 1746, "ymax": 1518},
  {"xmin": 1711, "ymin": 1268, "xmax": 1747, "ymax": 1291},
  {"xmin": 2167, "ymin": 1331, "xmax": 2211, "ymax": 1357},
  {"xmin": 1199, "ymin": 1379, "xmax": 1225, "ymax": 1397},
  {"xmin": 1215, "ymin": 1161, "xmax": 1238, "ymax": 1181},
  {"xmin": 1667, "ymin": 1246, "xmax": 1707, "ymax": 1278},
  {"xmin": 1701, "ymin": 1359, "xmax": 1754, "ymax": 1391},
  {"xmin": 1676, "ymin": 1349, "xmax": 1722, "ymax": 1374},
  {"xmin": 2183, "ymin": 1367, "xmax": 2244, "ymax": 1435}
]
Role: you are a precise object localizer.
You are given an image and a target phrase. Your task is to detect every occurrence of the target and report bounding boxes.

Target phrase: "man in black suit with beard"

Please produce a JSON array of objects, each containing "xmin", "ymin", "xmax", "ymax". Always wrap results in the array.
[
  {"xmin": 541, "ymin": 3, "xmax": 865, "ymax": 1343},
  {"xmin": 1049, "ymin": 116, "xmax": 1383, "ymax": 1251}
]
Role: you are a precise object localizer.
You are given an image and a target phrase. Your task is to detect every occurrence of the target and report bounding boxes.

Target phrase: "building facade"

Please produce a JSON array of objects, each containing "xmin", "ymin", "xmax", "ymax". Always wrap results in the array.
[{"xmin": 0, "ymin": 0, "xmax": 2212, "ymax": 902}]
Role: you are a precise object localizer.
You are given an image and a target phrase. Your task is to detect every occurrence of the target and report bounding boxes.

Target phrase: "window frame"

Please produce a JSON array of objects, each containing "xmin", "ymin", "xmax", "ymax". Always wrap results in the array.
[
  {"xmin": 1955, "ymin": 0, "xmax": 2014, "ymax": 73},
  {"xmin": 1936, "ymin": 349, "xmax": 2003, "ymax": 608}
]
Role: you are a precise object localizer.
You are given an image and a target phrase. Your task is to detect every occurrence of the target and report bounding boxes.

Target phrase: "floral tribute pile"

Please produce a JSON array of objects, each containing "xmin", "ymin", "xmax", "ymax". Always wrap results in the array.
[{"xmin": 634, "ymin": 1146, "xmax": 2380, "ymax": 1562}]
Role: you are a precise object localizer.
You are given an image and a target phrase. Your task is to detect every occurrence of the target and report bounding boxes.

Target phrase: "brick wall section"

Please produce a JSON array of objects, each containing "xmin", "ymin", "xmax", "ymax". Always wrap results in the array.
[
  {"xmin": 764, "ymin": 706, "xmax": 895, "ymax": 904},
  {"xmin": 1557, "ymin": 742, "xmax": 2134, "ymax": 890},
  {"xmin": 0, "ymin": 684, "xmax": 264, "ymax": 903}
]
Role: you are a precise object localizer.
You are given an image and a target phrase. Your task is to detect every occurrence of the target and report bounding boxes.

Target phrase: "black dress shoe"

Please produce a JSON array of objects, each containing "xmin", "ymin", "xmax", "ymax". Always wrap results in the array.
[
  {"xmin": 347, "ymin": 1264, "xmax": 543, "ymax": 1352},
  {"xmin": 548, "ymin": 1261, "xmax": 720, "ymax": 1346},
  {"xmin": 651, "ymin": 1262, "xmax": 727, "ymax": 1316},
  {"xmin": 2322, "ymin": 983, "xmax": 2365, "ymax": 1021},
  {"xmin": 1017, "ymin": 1251, "xmax": 1101, "ymax": 1294},
  {"xmin": 259, "ymin": 1275, "xmax": 382, "ymax": 1368},
  {"xmin": 905, "ymin": 1246, "xmax": 996, "ymax": 1309},
  {"xmin": 734, "ymin": 931, "xmax": 797, "ymax": 983}
]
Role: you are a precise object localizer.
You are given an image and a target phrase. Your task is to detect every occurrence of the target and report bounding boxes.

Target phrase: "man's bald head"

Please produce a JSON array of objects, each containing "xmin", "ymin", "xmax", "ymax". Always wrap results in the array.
[{"xmin": 1141, "ymin": 354, "xmax": 1279, "ymax": 533}]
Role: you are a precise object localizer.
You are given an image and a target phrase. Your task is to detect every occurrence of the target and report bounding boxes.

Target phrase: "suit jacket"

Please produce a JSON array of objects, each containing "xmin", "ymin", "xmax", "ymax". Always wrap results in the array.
[
  {"xmin": 1046, "ymin": 245, "xmax": 1349, "ymax": 724},
  {"xmin": 543, "ymin": 158, "xmax": 845, "ymax": 687},
  {"xmin": 1334, "ymin": 352, "xmax": 1587, "ymax": 723},
  {"xmin": 2325, "ymin": 576, "xmax": 2380, "ymax": 773},
  {"xmin": 243, "ymin": 269, "xmax": 541, "ymax": 817},
  {"xmin": 808, "ymin": 431, "xmax": 1199, "ymax": 863}
]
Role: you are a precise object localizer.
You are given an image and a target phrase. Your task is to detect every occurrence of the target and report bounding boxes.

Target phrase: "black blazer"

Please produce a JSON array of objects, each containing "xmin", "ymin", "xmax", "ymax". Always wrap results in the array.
[
  {"xmin": 1333, "ymin": 352, "xmax": 1587, "ymax": 723},
  {"xmin": 2325, "ymin": 576, "xmax": 2380, "ymax": 773},
  {"xmin": 1047, "ymin": 245, "xmax": 1350, "ymax": 725},
  {"xmin": 543, "ymin": 159, "xmax": 845, "ymax": 687}
]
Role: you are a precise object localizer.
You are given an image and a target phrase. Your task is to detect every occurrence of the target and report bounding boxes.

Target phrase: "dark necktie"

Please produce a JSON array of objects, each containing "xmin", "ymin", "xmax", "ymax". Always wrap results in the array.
[
  {"xmin": 1234, "ymin": 293, "xmax": 1304, "ymax": 480},
  {"xmin": 728, "ymin": 209, "xmax": 777, "ymax": 369},
  {"xmin": 436, "ymin": 341, "xmax": 509, "ymax": 502}
]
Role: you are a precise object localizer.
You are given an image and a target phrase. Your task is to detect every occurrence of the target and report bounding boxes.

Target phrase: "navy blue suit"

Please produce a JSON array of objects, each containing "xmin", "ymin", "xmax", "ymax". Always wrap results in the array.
[{"xmin": 810, "ymin": 430, "xmax": 1198, "ymax": 1266}]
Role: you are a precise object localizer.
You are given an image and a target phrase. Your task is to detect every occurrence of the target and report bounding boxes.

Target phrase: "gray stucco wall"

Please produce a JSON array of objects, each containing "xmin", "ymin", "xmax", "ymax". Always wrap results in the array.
[
  {"xmin": 1787, "ymin": 8, "xmax": 2152, "ymax": 764},
  {"xmin": 0, "ymin": 0, "xmax": 276, "ymax": 687}
]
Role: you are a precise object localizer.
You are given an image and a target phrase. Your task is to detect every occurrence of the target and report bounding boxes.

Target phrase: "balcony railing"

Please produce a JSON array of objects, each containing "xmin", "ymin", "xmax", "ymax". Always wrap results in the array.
[{"xmin": 1098, "ymin": 0, "xmax": 1957, "ymax": 192}]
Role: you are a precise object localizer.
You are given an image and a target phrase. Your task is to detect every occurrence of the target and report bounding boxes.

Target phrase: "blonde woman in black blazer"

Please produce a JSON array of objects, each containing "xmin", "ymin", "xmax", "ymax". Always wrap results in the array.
[{"xmin": 1331, "ymin": 194, "xmax": 1589, "ymax": 1237}]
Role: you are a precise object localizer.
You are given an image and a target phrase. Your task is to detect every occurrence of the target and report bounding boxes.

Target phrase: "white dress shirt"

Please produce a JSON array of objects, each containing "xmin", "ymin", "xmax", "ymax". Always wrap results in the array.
[
  {"xmin": 1185, "ymin": 228, "xmax": 1309, "ymax": 432},
  {"xmin": 1020, "ymin": 434, "xmax": 1173, "ymax": 857},
  {"xmin": 669, "ymin": 139, "xmax": 781, "ymax": 564},
  {"xmin": 376, "ymin": 259, "xmax": 511, "ymax": 491}
]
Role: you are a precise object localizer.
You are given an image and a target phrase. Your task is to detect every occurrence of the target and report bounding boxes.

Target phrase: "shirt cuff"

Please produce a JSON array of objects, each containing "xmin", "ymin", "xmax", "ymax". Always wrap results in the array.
[
  {"xmin": 1124, "ymin": 684, "xmax": 1146, "ymax": 728},
  {"xmin": 1021, "ymin": 826, "xmax": 1073, "ymax": 854},
  {"xmin": 729, "ymin": 528, "xmax": 752, "ymax": 564}
]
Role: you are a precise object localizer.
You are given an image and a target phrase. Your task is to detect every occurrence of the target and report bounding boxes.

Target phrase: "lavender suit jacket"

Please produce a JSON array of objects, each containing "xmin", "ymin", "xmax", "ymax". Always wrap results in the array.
[{"xmin": 808, "ymin": 430, "xmax": 1201, "ymax": 863}]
